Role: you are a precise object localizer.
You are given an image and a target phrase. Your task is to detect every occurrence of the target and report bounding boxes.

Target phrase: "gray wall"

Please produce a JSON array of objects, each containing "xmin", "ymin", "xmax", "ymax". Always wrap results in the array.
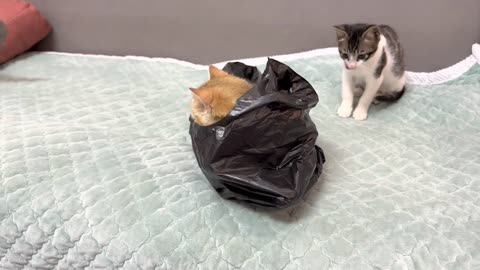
[{"xmin": 30, "ymin": 0, "xmax": 480, "ymax": 72}]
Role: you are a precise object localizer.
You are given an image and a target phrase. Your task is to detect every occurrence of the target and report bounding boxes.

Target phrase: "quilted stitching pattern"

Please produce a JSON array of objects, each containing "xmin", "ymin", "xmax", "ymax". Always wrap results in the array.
[{"xmin": 0, "ymin": 53, "xmax": 479, "ymax": 269}]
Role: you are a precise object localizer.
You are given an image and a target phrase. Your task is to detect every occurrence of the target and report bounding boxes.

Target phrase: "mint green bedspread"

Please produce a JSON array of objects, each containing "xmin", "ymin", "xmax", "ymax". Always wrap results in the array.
[{"xmin": 0, "ymin": 52, "xmax": 479, "ymax": 269}]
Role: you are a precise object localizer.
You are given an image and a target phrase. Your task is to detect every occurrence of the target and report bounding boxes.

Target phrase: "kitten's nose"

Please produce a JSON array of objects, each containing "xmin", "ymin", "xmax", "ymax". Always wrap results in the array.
[{"xmin": 345, "ymin": 62, "xmax": 357, "ymax": 70}]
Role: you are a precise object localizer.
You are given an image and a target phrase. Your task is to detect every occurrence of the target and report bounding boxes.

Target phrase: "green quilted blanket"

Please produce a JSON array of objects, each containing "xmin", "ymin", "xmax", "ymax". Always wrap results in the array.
[{"xmin": 0, "ymin": 48, "xmax": 479, "ymax": 269}]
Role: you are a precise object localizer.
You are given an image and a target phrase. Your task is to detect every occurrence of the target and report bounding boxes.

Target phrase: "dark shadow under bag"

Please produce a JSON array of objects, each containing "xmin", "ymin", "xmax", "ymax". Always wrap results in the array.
[{"xmin": 189, "ymin": 59, "xmax": 326, "ymax": 209}]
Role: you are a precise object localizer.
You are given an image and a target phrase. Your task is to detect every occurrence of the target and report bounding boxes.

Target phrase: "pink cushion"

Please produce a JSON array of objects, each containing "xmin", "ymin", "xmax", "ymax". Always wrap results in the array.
[{"xmin": 0, "ymin": 0, "xmax": 51, "ymax": 64}]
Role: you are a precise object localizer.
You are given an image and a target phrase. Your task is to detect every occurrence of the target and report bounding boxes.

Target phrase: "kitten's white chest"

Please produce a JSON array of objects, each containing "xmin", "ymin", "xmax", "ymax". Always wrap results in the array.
[
  {"xmin": 347, "ymin": 65, "xmax": 372, "ymax": 78},
  {"xmin": 345, "ymin": 64, "xmax": 376, "ymax": 86}
]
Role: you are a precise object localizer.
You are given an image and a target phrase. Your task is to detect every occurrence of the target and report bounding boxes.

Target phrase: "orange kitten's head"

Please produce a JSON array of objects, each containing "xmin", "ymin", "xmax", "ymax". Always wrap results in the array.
[{"xmin": 190, "ymin": 65, "xmax": 253, "ymax": 126}]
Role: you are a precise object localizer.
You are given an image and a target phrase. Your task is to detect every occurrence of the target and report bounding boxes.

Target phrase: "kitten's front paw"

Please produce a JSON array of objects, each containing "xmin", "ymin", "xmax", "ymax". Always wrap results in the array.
[
  {"xmin": 353, "ymin": 108, "xmax": 368, "ymax": 121},
  {"xmin": 337, "ymin": 103, "xmax": 353, "ymax": 118}
]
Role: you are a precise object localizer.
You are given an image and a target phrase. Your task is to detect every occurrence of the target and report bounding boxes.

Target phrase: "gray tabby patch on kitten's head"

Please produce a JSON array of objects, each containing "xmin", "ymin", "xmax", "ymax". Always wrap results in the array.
[
  {"xmin": 0, "ymin": 20, "xmax": 7, "ymax": 47},
  {"xmin": 334, "ymin": 24, "xmax": 380, "ymax": 69}
]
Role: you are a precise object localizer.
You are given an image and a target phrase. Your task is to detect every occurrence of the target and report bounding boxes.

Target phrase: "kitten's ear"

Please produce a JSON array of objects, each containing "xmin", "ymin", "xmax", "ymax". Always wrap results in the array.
[
  {"xmin": 209, "ymin": 65, "xmax": 229, "ymax": 79},
  {"xmin": 190, "ymin": 88, "xmax": 211, "ymax": 112},
  {"xmin": 362, "ymin": 25, "xmax": 380, "ymax": 43},
  {"xmin": 333, "ymin": 25, "xmax": 348, "ymax": 42}
]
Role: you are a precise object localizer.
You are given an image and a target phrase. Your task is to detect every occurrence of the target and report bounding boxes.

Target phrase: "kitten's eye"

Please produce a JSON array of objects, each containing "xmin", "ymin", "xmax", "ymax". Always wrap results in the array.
[
  {"xmin": 357, "ymin": 54, "xmax": 367, "ymax": 60},
  {"xmin": 340, "ymin": 53, "xmax": 348, "ymax": 59}
]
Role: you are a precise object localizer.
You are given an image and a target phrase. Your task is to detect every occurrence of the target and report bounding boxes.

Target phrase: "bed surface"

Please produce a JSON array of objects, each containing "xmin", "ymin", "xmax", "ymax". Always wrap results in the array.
[{"xmin": 0, "ymin": 49, "xmax": 479, "ymax": 269}]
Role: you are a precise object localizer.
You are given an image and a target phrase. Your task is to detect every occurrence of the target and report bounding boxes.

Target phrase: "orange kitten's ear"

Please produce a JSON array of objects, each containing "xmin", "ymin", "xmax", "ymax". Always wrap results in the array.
[
  {"xmin": 209, "ymin": 65, "xmax": 229, "ymax": 79},
  {"xmin": 190, "ymin": 88, "xmax": 212, "ymax": 112}
]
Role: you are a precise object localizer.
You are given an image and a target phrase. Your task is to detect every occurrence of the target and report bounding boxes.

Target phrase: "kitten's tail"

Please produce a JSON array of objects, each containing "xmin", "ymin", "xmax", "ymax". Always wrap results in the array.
[{"xmin": 375, "ymin": 86, "xmax": 405, "ymax": 102}]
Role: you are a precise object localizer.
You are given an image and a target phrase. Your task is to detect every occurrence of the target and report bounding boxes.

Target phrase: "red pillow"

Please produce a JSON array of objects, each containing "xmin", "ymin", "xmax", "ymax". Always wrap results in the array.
[{"xmin": 0, "ymin": 0, "xmax": 51, "ymax": 64}]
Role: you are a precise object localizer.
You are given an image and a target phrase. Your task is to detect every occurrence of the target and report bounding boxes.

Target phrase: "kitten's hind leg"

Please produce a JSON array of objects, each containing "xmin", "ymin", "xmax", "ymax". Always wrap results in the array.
[
  {"xmin": 375, "ymin": 73, "xmax": 406, "ymax": 103},
  {"xmin": 374, "ymin": 86, "xmax": 405, "ymax": 102},
  {"xmin": 374, "ymin": 76, "xmax": 406, "ymax": 103}
]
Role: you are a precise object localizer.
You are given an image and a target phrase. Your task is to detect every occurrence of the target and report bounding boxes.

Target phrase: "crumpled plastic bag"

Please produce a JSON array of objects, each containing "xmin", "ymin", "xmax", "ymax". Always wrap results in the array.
[{"xmin": 189, "ymin": 59, "xmax": 325, "ymax": 209}]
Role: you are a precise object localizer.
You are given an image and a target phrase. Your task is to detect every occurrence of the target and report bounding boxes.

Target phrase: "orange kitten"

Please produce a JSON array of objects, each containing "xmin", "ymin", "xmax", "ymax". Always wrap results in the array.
[{"xmin": 190, "ymin": 65, "xmax": 253, "ymax": 126}]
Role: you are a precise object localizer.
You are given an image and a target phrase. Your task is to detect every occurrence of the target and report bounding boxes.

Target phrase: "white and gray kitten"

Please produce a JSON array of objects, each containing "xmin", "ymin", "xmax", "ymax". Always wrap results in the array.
[{"xmin": 334, "ymin": 23, "xmax": 406, "ymax": 120}]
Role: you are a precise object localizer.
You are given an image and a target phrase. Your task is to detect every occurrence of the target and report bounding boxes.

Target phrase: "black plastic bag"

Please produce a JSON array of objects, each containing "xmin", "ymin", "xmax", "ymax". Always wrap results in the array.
[{"xmin": 189, "ymin": 59, "xmax": 325, "ymax": 209}]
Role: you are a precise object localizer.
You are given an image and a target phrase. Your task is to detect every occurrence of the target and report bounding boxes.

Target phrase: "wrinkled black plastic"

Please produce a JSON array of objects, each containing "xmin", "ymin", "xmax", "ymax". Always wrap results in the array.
[{"xmin": 189, "ymin": 59, "xmax": 325, "ymax": 209}]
